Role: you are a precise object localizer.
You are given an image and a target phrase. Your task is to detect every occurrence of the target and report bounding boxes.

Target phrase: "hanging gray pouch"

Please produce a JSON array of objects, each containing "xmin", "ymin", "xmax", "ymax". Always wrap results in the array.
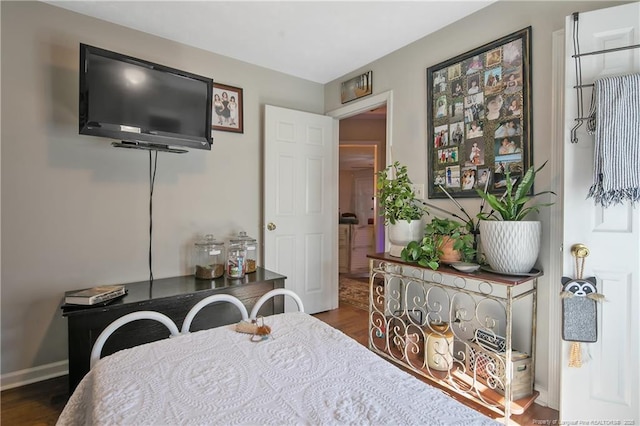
[{"xmin": 561, "ymin": 277, "xmax": 598, "ymax": 343}]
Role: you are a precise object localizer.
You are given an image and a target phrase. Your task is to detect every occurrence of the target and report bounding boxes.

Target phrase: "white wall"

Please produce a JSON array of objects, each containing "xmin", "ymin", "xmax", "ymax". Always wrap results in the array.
[
  {"xmin": 324, "ymin": 0, "xmax": 628, "ymax": 406},
  {"xmin": 0, "ymin": 1, "xmax": 323, "ymax": 383}
]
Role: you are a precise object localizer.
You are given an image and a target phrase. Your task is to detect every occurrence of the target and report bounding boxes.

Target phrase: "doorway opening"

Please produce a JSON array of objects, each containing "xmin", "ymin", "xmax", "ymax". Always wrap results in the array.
[
  {"xmin": 332, "ymin": 103, "xmax": 389, "ymax": 281},
  {"xmin": 328, "ymin": 90, "xmax": 392, "ymax": 255},
  {"xmin": 338, "ymin": 143, "xmax": 378, "ymax": 277}
]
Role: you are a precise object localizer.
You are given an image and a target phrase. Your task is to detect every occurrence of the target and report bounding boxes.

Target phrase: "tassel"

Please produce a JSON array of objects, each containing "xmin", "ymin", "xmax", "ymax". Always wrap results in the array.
[
  {"xmin": 587, "ymin": 293, "xmax": 606, "ymax": 302},
  {"xmin": 560, "ymin": 291, "xmax": 605, "ymax": 301},
  {"xmin": 569, "ymin": 342, "xmax": 582, "ymax": 368}
]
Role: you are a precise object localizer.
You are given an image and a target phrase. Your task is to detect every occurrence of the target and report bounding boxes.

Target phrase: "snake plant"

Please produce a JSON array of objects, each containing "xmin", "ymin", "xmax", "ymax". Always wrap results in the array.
[{"xmin": 476, "ymin": 161, "xmax": 555, "ymax": 221}]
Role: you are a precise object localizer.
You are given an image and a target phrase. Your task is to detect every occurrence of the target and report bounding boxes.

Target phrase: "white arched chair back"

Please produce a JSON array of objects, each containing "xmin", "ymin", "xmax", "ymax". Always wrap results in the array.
[
  {"xmin": 90, "ymin": 311, "xmax": 180, "ymax": 369},
  {"xmin": 181, "ymin": 294, "xmax": 249, "ymax": 334},
  {"xmin": 249, "ymin": 289, "xmax": 305, "ymax": 319}
]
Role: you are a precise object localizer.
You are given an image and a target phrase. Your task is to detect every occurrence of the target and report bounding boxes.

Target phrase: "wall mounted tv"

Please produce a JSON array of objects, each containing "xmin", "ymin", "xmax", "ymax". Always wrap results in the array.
[{"xmin": 79, "ymin": 43, "xmax": 213, "ymax": 153}]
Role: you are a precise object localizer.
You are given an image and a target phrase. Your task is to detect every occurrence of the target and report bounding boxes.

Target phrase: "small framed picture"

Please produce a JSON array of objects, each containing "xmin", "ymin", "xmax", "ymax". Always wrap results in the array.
[
  {"xmin": 212, "ymin": 83, "xmax": 243, "ymax": 133},
  {"xmin": 341, "ymin": 71, "xmax": 373, "ymax": 104}
]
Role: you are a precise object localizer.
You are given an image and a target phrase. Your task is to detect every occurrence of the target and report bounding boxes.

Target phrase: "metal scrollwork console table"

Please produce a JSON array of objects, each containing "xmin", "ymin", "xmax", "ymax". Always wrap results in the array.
[{"xmin": 367, "ymin": 253, "xmax": 540, "ymax": 423}]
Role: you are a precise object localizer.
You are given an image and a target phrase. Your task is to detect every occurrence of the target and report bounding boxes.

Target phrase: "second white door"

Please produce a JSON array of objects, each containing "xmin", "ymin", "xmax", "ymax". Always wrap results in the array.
[{"xmin": 561, "ymin": 2, "xmax": 640, "ymax": 422}]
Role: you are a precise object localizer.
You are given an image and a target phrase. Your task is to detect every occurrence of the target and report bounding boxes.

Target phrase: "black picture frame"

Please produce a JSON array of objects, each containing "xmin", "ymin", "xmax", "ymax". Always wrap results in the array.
[
  {"xmin": 426, "ymin": 27, "xmax": 532, "ymax": 199},
  {"xmin": 212, "ymin": 83, "xmax": 243, "ymax": 133}
]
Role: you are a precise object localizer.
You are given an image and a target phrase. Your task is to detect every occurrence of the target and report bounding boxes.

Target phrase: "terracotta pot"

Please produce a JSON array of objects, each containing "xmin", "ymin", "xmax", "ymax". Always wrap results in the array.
[{"xmin": 438, "ymin": 236, "xmax": 461, "ymax": 264}]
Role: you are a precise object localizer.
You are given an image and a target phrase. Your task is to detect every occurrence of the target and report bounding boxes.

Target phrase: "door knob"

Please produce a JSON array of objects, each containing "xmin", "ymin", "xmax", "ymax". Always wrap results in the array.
[
  {"xmin": 570, "ymin": 243, "xmax": 589, "ymax": 258},
  {"xmin": 267, "ymin": 222, "xmax": 276, "ymax": 231}
]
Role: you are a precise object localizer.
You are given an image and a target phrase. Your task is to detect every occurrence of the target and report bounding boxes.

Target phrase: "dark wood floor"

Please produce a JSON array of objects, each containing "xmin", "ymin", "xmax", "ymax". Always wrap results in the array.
[
  {"xmin": 1, "ymin": 303, "xmax": 558, "ymax": 425},
  {"xmin": 1, "ymin": 374, "xmax": 68, "ymax": 426}
]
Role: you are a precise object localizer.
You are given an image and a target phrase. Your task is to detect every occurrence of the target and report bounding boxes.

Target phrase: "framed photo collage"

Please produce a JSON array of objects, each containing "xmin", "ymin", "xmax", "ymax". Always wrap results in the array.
[{"xmin": 426, "ymin": 27, "xmax": 532, "ymax": 199}]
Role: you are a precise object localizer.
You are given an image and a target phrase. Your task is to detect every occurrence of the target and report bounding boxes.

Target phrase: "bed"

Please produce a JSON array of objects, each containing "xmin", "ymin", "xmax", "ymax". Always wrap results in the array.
[{"xmin": 57, "ymin": 291, "xmax": 496, "ymax": 425}]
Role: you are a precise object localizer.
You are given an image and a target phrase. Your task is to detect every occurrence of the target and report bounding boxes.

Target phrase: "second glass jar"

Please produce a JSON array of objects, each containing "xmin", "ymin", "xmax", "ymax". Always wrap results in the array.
[
  {"xmin": 230, "ymin": 231, "xmax": 257, "ymax": 273},
  {"xmin": 226, "ymin": 242, "xmax": 247, "ymax": 279}
]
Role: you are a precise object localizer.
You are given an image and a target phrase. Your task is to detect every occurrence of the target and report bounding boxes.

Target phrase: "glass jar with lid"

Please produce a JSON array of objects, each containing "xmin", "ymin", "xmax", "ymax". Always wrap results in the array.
[
  {"xmin": 193, "ymin": 235, "xmax": 225, "ymax": 279},
  {"xmin": 226, "ymin": 242, "xmax": 247, "ymax": 279},
  {"xmin": 230, "ymin": 231, "xmax": 257, "ymax": 273}
]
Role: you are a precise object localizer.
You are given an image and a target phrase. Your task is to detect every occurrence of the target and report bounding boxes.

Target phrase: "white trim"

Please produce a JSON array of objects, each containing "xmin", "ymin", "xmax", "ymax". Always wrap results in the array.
[
  {"xmin": 327, "ymin": 90, "xmax": 393, "ymax": 165},
  {"xmin": 547, "ymin": 28, "xmax": 565, "ymax": 411},
  {"xmin": 1, "ymin": 360, "xmax": 68, "ymax": 391},
  {"xmin": 327, "ymin": 91, "xmax": 390, "ymax": 119}
]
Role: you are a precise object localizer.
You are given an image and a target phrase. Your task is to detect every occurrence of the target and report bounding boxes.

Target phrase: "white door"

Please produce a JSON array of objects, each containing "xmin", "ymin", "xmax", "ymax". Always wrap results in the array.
[
  {"xmin": 264, "ymin": 105, "xmax": 338, "ymax": 314},
  {"xmin": 562, "ymin": 3, "xmax": 640, "ymax": 423}
]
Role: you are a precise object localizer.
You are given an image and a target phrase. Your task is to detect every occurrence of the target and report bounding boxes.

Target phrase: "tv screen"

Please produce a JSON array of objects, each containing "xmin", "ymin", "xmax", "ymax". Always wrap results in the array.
[{"xmin": 79, "ymin": 44, "xmax": 213, "ymax": 152}]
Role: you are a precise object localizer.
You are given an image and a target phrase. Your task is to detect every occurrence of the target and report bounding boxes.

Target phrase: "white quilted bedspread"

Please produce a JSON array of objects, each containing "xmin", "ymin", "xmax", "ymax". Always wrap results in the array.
[{"xmin": 57, "ymin": 312, "xmax": 496, "ymax": 425}]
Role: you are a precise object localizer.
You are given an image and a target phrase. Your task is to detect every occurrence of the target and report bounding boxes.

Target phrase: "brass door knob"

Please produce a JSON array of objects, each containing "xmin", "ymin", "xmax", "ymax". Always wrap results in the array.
[
  {"xmin": 267, "ymin": 222, "xmax": 276, "ymax": 231},
  {"xmin": 571, "ymin": 243, "xmax": 590, "ymax": 258}
]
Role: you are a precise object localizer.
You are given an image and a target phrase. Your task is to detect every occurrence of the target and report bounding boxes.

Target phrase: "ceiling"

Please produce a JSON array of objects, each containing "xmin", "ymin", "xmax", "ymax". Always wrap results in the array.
[{"xmin": 45, "ymin": 0, "xmax": 495, "ymax": 84}]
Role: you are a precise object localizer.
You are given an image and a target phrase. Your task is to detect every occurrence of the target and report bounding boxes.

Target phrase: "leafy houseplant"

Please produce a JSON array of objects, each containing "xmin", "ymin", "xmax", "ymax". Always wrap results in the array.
[
  {"xmin": 475, "ymin": 161, "xmax": 554, "ymax": 221},
  {"xmin": 376, "ymin": 161, "xmax": 426, "ymax": 257},
  {"xmin": 401, "ymin": 217, "xmax": 476, "ymax": 270},
  {"xmin": 376, "ymin": 161, "xmax": 426, "ymax": 225},
  {"xmin": 475, "ymin": 162, "xmax": 555, "ymax": 274}
]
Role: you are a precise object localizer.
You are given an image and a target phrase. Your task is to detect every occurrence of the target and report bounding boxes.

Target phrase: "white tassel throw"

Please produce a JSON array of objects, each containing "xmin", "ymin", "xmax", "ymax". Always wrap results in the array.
[{"xmin": 586, "ymin": 73, "xmax": 640, "ymax": 207}]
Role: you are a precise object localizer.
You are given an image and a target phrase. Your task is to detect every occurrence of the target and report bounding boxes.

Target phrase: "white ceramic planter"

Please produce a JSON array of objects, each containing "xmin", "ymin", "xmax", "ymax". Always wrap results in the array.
[
  {"xmin": 388, "ymin": 219, "xmax": 423, "ymax": 257},
  {"xmin": 479, "ymin": 220, "xmax": 541, "ymax": 274}
]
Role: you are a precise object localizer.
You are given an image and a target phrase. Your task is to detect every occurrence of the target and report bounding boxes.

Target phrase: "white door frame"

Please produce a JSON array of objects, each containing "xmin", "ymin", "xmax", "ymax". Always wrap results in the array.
[
  {"xmin": 545, "ymin": 28, "xmax": 565, "ymax": 410},
  {"xmin": 327, "ymin": 90, "xmax": 394, "ymax": 252},
  {"xmin": 327, "ymin": 91, "xmax": 393, "ymax": 164}
]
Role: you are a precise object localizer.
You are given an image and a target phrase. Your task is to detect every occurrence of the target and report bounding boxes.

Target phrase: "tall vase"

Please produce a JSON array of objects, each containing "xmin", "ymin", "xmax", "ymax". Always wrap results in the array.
[
  {"xmin": 479, "ymin": 220, "xmax": 541, "ymax": 274},
  {"xmin": 388, "ymin": 219, "xmax": 423, "ymax": 257}
]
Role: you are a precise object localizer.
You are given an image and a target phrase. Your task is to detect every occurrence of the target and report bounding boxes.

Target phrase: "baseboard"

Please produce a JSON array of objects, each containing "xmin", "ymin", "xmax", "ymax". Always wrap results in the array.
[{"xmin": 1, "ymin": 360, "xmax": 68, "ymax": 391}]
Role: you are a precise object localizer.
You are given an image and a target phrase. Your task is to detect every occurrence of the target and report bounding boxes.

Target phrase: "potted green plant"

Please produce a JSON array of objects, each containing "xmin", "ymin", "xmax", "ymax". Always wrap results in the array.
[
  {"xmin": 376, "ymin": 161, "xmax": 427, "ymax": 257},
  {"xmin": 475, "ymin": 161, "xmax": 555, "ymax": 274},
  {"xmin": 400, "ymin": 217, "xmax": 476, "ymax": 270}
]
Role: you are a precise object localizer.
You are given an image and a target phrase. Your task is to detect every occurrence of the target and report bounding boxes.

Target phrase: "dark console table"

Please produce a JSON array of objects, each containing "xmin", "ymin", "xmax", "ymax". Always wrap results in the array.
[{"xmin": 61, "ymin": 267, "xmax": 286, "ymax": 392}]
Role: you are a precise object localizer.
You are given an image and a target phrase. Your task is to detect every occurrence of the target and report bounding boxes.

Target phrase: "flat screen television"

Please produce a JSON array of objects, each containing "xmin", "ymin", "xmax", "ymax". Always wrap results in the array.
[{"xmin": 79, "ymin": 43, "xmax": 213, "ymax": 153}]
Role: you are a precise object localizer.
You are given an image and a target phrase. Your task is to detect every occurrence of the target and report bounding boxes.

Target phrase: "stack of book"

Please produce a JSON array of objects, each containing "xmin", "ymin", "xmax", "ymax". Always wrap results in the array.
[{"xmin": 64, "ymin": 285, "xmax": 126, "ymax": 306}]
